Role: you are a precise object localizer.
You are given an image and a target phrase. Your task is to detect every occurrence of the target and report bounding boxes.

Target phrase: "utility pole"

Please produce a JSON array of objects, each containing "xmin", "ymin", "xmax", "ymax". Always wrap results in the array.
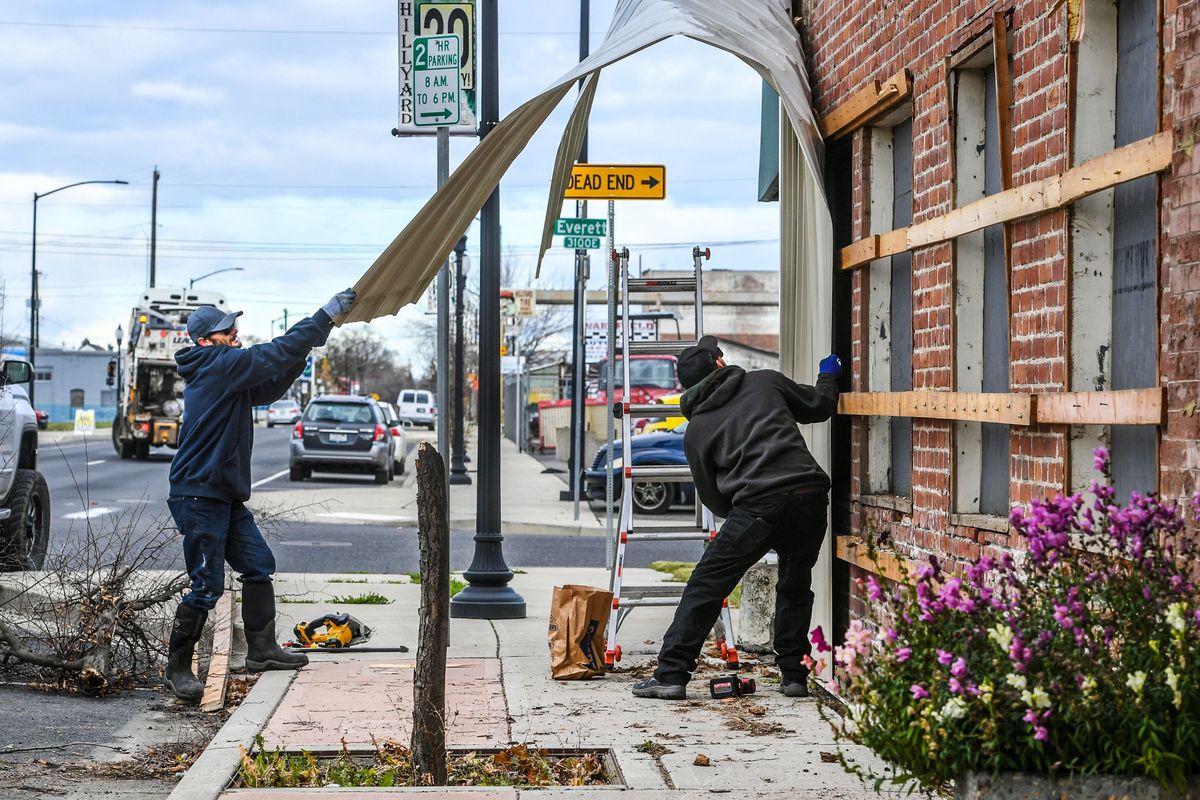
[
  {"xmin": 450, "ymin": 235, "xmax": 471, "ymax": 484},
  {"xmin": 451, "ymin": 0, "xmax": 524, "ymax": 620},
  {"xmin": 566, "ymin": 0, "xmax": 591, "ymax": 515},
  {"xmin": 149, "ymin": 167, "xmax": 159, "ymax": 288}
]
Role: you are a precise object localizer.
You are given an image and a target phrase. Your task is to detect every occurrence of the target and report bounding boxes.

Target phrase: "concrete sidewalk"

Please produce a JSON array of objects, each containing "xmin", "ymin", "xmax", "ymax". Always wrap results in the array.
[
  {"xmin": 171, "ymin": 568, "xmax": 900, "ymax": 800},
  {"xmin": 253, "ymin": 432, "xmax": 609, "ymax": 536}
]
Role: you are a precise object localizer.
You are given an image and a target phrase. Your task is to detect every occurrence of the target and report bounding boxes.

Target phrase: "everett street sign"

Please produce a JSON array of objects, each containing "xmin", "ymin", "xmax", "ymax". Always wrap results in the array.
[
  {"xmin": 413, "ymin": 34, "xmax": 461, "ymax": 127},
  {"xmin": 563, "ymin": 164, "xmax": 666, "ymax": 200},
  {"xmin": 563, "ymin": 236, "xmax": 602, "ymax": 250},
  {"xmin": 554, "ymin": 217, "xmax": 607, "ymax": 237}
]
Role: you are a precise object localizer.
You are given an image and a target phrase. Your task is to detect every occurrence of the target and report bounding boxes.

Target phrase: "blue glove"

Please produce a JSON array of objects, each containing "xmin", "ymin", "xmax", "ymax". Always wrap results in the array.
[
  {"xmin": 819, "ymin": 353, "xmax": 842, "ymax": 379},
  {"xmin": 322, "ymin": 288, "xmax": 357, "ymax": 317}
]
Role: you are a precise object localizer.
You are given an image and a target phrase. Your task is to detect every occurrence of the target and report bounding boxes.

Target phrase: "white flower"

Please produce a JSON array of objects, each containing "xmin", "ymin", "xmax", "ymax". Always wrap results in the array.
[
  {"xmin": 1165, "ymin": 602, "xmax": 1187, "ymax": 633},
  {"xmin": 1165, "ymin": 667, "xmax": 1179, "ymax": 693},
  {"xmin": 1080, "ymin": 675, "xmax": 1097, "ymax": 696},
  {"xmin": 940, "ymin": 697, "xmax": 969, "ymax": 720},
  {"xmin": 1021, "ymin": 686, "xmax": 1052, "ymax": 711},
  {"xmin": 1005, "ymin": 673, "xmax": 1028, "ymax": 691},
  {"xmin": 979, "ymin": 679, "xmax": 994, "ymax": 703},
  {"xmin": 1126, "ymin": 671, "xmax": 1147, "ymax": 695},
  {"xmin": 988, "ymin": 623, "xmax": 1014, "ymax": 650}
]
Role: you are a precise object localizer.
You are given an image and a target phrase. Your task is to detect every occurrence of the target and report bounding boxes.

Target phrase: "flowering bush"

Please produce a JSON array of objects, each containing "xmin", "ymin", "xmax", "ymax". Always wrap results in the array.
[{"xmin": 816, "ymin": 449, "xmax": 1200, "ymax": 793}]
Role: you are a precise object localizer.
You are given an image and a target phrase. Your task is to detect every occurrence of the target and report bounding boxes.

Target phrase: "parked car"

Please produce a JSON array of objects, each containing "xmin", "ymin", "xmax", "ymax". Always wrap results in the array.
[
  {"xmin": 266, "ymin": 399, "xmax": 302, "ymax": 428},
  {"xmin": 584, "ymin": 423, "xmax": 694, "ymax": 515},
  {"xmin": 638, "ymin": 392, "xmax": 686, "ymax": 435},
  {"xmin": 376, "ymin": 401, "xmax": 408, "ymax": 475},
  {"xmin": 0, "ymin": 361, "xmax": 50, "ymax": 570},
  {"xmin": 289, "ymin": 395, "xmax": 396, "ymax": 484},
  {"xmin": 33, "ymin": 409, "xmax": 48, "ymax": 430},
  {"xmin": 397, "ymin": 389, "xmax": 436, "ymax": 429},
  {"xmin": 588, "ymin": 355, "xmax": 680, "ymax": 405}
]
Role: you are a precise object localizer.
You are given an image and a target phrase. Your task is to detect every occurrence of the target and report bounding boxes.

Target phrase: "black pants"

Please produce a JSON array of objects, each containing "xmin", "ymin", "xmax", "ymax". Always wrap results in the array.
[{"xmin": 654, "ymin": 491, "xmax": 828, "ymax": 685}]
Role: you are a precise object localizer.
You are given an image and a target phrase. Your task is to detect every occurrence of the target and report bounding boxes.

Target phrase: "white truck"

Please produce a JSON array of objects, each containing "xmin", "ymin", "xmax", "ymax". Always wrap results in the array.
[
  {"xmin": 0, "ymin": 360, "xmax": 49, "ymax": 570},
  {"xmin": 110, "ymin": 288, "xmax": 229, "ymax": 460}
]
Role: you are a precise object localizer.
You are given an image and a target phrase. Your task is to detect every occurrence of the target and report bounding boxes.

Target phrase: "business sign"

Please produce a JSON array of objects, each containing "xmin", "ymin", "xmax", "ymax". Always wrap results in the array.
[
  {"xmin": 73, "ymin": 409, "xmax": 96, "ymax": 435},
  {"xmin": 554, "ymin": 217, "xmax": 607, "ymax": 237},
  {"xmin": 564, "ymin": 164, "xmax": 666, "ymax": 200},
  {"xmin": 395, "ymin": 0, "xmax": 476, "ymax": 135},
  {"xmin": 585, "ymin": 319, "xmax": 657, "ymax": 362},
  {"xmin": 413, "ymin": 35, "xmax": 461, "ymax": 127},
  {"xmin": 513, "ymin": 289, "xmax": 536, "ymax": 318}
]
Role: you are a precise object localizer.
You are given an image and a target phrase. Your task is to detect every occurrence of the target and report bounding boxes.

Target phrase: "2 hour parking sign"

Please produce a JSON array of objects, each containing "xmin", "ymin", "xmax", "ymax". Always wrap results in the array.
[{"xmin": 413, "ymin": 35, "xmax": 461, "ymax": 127}]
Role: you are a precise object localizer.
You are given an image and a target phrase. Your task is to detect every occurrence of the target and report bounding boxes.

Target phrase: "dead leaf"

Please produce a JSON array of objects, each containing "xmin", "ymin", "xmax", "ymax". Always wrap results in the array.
[
  {"xmin": 693, "ymin": 753, "xmax": 711, "ymax": 767},
  {"xmin": 820, "ymin": 751, "xmax": 838, "ymax": 763}
]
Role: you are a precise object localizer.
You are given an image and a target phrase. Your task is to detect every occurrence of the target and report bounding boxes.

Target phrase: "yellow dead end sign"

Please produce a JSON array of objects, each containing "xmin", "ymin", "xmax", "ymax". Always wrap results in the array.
[{"xmin": 564, "ymin": 164, "xmax": 666, "ymax": 200}]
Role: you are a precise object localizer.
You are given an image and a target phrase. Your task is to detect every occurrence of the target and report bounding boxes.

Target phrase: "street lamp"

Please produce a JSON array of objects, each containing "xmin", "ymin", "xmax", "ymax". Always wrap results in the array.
[
  {"xmin": 189, "ymin": 267, "xmax": 244, "ymax": 288},
  {"xmin": 449, "ymin": 236, "xmax": 471, "ymax": 485},
  {"xmin": 31, "ymin": 179, "xmax": 129, "ymax": 407},
  {"xmin": 114, "ymin": 325, "xmax": 124, "ymax": 418}
]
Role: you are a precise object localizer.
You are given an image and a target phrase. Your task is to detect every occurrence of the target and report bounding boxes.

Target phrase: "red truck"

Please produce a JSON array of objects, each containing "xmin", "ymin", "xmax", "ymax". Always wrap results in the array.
[{"xmin": 588, "ymin": 354, "xmax": 680, "ymax": 405}]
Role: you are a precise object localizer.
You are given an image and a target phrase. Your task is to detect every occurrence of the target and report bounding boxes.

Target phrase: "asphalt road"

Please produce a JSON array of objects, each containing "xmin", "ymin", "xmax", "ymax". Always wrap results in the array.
[{"xmin": 36, "ymin": 425, "xmax": 701, "ymax": 572}]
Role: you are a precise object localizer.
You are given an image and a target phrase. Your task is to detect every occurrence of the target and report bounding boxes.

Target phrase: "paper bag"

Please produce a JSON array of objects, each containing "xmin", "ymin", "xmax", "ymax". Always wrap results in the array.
[{"xmin": 547, "ymin": 584, "xmax": 613, "ymax": 680}]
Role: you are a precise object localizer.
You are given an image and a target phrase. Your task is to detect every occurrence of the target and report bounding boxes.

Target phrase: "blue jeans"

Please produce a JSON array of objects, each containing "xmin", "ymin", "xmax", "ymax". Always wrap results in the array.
[{"xmin": 167, "ymin": 496, "xmax": 276, "ymax": 611}]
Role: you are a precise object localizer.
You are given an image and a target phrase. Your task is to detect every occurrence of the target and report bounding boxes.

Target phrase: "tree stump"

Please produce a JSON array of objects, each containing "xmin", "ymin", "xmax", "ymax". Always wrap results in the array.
[{"xmin": 412, "ymin": 442, "xmax": 449, "ymax": 785}]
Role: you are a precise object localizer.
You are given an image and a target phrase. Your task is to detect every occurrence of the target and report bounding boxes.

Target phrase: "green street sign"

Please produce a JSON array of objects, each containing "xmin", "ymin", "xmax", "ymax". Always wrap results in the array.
[
  {"xmin": 554, "ymin": 217, "xmax": 607, "ymax": 237},
  {"xmin": 413, "ymin": 35, "xmax": 461, "ymax": 127},
  {"xmin": 563, "ymin": 235, "xmax": 602, "ymax": 249}
]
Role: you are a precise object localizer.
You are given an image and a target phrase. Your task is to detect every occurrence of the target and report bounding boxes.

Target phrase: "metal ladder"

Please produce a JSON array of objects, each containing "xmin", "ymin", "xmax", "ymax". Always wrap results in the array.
[{"xmin": 603, "ymin": 245, "xmax": 739, "ymax": 671}]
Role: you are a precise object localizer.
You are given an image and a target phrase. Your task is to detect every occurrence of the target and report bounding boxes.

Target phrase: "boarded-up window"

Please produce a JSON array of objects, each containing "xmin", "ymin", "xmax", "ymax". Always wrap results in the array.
[{"xmin": 889, "ymin": 119, "xmax": 914, "ymax": 497}]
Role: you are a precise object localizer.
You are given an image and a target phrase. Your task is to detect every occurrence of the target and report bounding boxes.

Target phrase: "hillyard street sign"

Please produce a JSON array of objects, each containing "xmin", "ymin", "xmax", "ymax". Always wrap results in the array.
[
  {"xmin": 413, "ymin": 35, "xmax": 461, "ymax": 127},
  {"xmin": 555, "ymin": 217, "xmax": 606, "ymax": 249},
  {"xmin": 564, "ymin": 164, "xmax": 666, "ymax": 200}
]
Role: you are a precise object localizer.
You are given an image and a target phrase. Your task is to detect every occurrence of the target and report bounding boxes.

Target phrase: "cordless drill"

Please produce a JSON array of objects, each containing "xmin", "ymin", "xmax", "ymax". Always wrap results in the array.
[{"xmin": 709, "ymin": 673, "xmax": 756, "ymax": 699}]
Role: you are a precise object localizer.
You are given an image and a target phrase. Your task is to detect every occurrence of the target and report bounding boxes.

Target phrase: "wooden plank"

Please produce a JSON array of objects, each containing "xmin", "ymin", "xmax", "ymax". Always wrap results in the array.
[
  {"xmin": 820, "ymin": 70, "xmax": 913, "ymax": 140},
  {"xmin": 840, "ymin": 235, "xmax": 878, "ymax": 270},
  {"xmin": 1035, "ymin": 387, "xmax": 1166, "ymax": 425},
  {"xmin": 199, "ymin": 591, "xmax": 234, "ymax": 712},
  {"xmin": 838, "ymin": 390, "xmax": 1035, "ymax": 425},
  {"xmin": 835, "ymin": 536, "xmax": 912, "ymax": 583},
  {"xmin": 840, "ymin": 131, "xmax": 1174, "ymax": 270}
]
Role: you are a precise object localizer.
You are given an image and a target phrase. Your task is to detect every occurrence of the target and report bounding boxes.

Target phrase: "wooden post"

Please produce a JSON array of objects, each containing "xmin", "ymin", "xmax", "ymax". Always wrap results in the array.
[{"xmin": 412, "ymin": 442, "xmax": 449, "ymax": 785}]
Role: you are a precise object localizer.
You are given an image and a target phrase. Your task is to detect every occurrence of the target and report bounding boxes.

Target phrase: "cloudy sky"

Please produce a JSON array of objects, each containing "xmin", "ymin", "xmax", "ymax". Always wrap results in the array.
[{"xmin": 0, "ymin": 1, "xmax": 777, "ymax": 367}]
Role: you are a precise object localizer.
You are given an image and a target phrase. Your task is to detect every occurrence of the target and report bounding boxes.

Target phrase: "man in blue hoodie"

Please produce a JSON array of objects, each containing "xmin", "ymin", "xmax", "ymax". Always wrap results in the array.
[{"xmin": 163, "ymin": 289, "xmax": 356, "ymax": 701}]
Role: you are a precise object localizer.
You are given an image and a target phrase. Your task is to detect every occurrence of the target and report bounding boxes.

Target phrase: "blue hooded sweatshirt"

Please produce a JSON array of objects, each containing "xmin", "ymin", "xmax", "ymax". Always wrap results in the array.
[{"xmin": 168, "ymin": 309, "xmax": 334, "ymax": 502}]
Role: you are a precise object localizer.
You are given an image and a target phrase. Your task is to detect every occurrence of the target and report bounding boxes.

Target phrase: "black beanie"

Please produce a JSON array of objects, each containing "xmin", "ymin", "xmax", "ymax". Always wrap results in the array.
[{"xmin": 676, "ymin": 335, "xmax": 724, "ymax": 389}]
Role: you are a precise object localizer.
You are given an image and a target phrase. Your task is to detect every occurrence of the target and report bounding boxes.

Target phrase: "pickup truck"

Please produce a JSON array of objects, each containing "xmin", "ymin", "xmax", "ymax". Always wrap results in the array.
[{"xmin": 0, "ymin": 360, "xmax": 49, "ymax": 570}]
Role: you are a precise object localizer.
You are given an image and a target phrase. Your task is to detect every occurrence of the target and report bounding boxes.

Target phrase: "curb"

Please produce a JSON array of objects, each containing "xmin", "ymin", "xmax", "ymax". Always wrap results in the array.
[{"xmin": 167, "ymin": 669, "xmax": 297, "ymax": 800}]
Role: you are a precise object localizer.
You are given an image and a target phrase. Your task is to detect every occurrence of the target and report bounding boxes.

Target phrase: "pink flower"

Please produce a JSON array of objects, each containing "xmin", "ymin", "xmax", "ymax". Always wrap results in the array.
[
  {"xmin": 910, "ymin": 684, "xmax": 929, "ymax": 700},
  {"xmin": 949, "ymin": 677, "xmax": 965, "ymax": 695},
  {"xmin": 1023, "ymin": 709, "xmax": 1038, "ymax": 725},
  {"xmin": 950, "ymin": 657, "xmax": 968, "ymax": 680},
  {"xmin": 810, "ymin": 626, "xmax": 831, "ymax": 653},
  {"xmin": 802, "ymin": 655, "xmax": 815, "ymax": 670},
  {"xmin": 895, "ymin": 647, "xmax": 911, "ymax": 662},
  {"xmin": 1093, "ymin": 447, "xmax": 1110, "ymax": 476},
  {"xmin": 866, "ymin": 575, "xmax": 883, "ymax": 602},
  {"xmin": 936, "ymin": 649, "xmax": 953, "ymax": 666},
  {"xmin": 883, "ymin": 627, "xmax": 898, "ymax": 644},
  {"xmin": 1034, "ymin": 726, "xmax": 1049, "ymax": 742},
  {"xmin": 844, "ymin": 619, "xmax": 873, "ymax": 651}
]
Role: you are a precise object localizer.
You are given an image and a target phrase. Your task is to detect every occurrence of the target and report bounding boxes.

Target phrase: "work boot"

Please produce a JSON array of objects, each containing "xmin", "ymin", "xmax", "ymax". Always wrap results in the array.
[
  {"xmin": 779, "ymin": 680, "xmax": 810, "ymax": 698},
  {"xmin": 242, "ymin": 581, "xmax": 308, "ymax": 672},
  {"xmin": 632, "ymin": 676, "xmax": 686, "ymax": 700},
  {"xmin": 165, "ymin": 603, "xmax": 207, "ymax": 701}
]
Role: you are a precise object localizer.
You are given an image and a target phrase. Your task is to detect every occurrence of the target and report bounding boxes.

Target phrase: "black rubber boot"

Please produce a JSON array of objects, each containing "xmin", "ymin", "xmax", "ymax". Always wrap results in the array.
[
  {"xmin": 165, "ymin": 603, "xmax": 207, "ymax": 701},
  {"xmin": 242, "ymin": 581, "xmax": 308, "ymax": 672}
]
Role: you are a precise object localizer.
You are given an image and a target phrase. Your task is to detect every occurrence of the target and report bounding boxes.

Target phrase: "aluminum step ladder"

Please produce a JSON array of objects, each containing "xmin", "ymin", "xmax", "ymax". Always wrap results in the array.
[{"xmin": 603, "ymin": 245, "xmax": 739, "ymax": 671}]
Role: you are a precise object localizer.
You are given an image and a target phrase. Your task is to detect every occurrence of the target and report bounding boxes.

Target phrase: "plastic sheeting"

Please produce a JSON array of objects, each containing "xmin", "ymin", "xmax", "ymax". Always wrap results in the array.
[{"xmin": 340, "ymin": 0, "xmax": 831, "ymax": 326}]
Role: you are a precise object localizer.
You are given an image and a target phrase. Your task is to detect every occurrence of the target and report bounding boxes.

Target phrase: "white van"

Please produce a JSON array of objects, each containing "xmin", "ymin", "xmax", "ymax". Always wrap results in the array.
[{"xmin": 397, "ymin": 389, "xmax": 436, "ymax": 429}]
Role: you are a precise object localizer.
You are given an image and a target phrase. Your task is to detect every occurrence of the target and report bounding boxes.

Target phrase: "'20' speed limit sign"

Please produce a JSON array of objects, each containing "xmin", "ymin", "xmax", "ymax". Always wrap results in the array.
[{"xmin": 416, "ymin": 2, "xmax": 475, "ymax": 93}]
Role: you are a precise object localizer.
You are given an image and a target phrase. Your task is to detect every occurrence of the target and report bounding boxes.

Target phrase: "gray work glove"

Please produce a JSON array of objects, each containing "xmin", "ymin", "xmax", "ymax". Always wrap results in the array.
[{"xmin": 322, "ymin": 288, "xmax": 357, "ymax": 317}]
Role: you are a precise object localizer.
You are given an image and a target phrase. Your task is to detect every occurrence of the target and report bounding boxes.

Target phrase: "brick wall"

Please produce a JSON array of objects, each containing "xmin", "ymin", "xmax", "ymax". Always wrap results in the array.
[{"xmin": 798, "ymin": 0, "xmax": 1197, "ymax": 626}]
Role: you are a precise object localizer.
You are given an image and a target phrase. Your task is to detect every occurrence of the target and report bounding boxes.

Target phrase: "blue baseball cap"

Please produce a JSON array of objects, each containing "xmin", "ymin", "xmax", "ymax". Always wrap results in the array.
[{"xmin": 187, "ymin": 305, "xmax": 243, "ymax": 342}]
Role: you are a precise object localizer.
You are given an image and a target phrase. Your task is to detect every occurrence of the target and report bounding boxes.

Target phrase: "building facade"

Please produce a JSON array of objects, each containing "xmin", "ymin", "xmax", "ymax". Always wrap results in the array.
[
  {"xmin": 35, "ymin": 344, "xmax": 118, "ymax": 423},
  {"xmin": 778, "ymin": 0, "xmax": 1197, "ymax": 638}
]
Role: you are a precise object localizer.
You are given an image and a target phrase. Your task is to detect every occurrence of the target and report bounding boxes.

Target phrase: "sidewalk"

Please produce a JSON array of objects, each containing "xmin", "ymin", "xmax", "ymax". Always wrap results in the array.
[
  {"xmin": 253, "ymin": 431, "xmax": 609, "ymax": 536},
  {"xmin": 170, "ymin": 568, "xmax": 899, "ymax": 800}
]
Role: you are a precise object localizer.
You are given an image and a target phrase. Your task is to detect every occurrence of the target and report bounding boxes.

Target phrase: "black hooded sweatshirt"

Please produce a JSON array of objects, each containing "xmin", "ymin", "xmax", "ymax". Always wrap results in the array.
[
  {"xmin": 678, "ymin": 366, "xmax": 839, "ymax": 518},
  {"xmin": 169, "ymin": 309, "xmax": 334, "ymax": 503}
]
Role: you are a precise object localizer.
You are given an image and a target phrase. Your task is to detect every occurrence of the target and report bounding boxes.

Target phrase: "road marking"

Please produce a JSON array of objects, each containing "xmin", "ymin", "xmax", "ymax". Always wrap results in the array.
[
  {"xmin": 277, "ymin": 540, "xmax": 353, "ymax": 547},
  {"xmin": 315, "ymin": 512, "xmax": 410, "ymax": 523},
  {"xmin": 63, "ymin": 507, "xmax": 117, "ymax": 520},
  {"xmin": 250, "ymin": 469, "xmax": 289, "ymax": 489},
  {"xmin": 86, "ymin": 459, "xmax": 106, "ymax": 466}
]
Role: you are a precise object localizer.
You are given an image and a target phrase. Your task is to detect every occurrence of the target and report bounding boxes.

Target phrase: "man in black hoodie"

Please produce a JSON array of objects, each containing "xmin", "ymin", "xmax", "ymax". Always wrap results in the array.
[
  {"xmin": 163, "ymin": 289, "xmax": 355, "ymax": 701},
  {"xmin": 632, "ymin": 336, "xmax": 841, "ymax": 700}
]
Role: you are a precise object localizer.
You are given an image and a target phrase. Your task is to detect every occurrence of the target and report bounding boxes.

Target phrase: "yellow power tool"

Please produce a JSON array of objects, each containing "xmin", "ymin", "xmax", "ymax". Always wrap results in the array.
[{"xmin": 292, "ymin": 613, "xmax": 373, "ymax": 648}]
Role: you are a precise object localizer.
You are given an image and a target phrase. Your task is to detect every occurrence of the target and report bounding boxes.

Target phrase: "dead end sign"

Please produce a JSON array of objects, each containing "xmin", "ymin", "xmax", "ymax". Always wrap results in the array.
[{"xmin": 564, "ymin": 164, "xmax": 666, "ymax": 200}]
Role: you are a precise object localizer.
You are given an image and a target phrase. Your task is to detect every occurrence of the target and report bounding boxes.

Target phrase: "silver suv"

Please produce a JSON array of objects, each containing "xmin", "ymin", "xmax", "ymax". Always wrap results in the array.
[
  {"xmin": 0, "ymin": 361, "xmax": 49, "ymax": 570},
  {"xmin": 289, "ymin": 395, "xmax": 395, "ymax": 485}
]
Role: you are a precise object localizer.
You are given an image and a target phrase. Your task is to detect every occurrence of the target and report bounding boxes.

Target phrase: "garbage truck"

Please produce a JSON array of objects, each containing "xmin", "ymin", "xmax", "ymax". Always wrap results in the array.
[{"xmin": 110, "ymin": 287, "xmax": 229, "ymax": 460}]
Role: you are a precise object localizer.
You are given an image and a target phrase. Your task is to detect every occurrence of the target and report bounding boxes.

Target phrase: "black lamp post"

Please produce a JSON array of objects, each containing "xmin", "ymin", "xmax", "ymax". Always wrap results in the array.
[
  {"xmin": 190, "ymin": 266, "xmax": 245, "ymax": 288},
  {"xmin": 450, "ymin": 0, "xmax": 525, "ymax": 620},
  {"xmin": 30, "ymin": 179, "xmax": 128, "ymax": 407},
  {"xmin": 450, "ymin": 236, "xmax": 471, "ymax": 485}
]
